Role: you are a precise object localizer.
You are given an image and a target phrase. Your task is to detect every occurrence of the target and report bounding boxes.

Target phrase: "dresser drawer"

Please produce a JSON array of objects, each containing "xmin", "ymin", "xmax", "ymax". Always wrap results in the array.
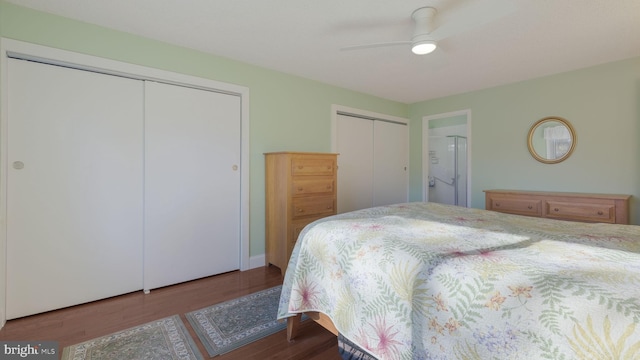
[
  {"xmin": 488, "ymin": 197, "xmax": 541, "ymax": 217},
  {"xmin": 292, "ymin": 178, "xmax": 335, "ymax": 196},
  {"xmin": 545, "ymin": 201, "xmax": 615, "ymax": 223},
  {"xmin": 484, "ymin": 190, "xmax": 630, "ymax": 224},
  {"xmin": 286, "ymin": 217, "xmax": 325, "ymax": 261},
  {"xmin": 291, "ymin": 158, "xmax": 335, "ymax": 176},
  {"xmin": 292, "ymin": 196, "xmax": 335, "ymax": 219},
  {"xmin": 291, "ymin": 220, "xmax": 311, "ymax": 245},
  {"xmin": 290, "ymin": 217, "xmax": 322, "ymax": 246}
]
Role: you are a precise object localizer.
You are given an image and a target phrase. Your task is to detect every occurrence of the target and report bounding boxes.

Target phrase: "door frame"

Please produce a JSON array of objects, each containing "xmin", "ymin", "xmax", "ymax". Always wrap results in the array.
[
  {"xmin": 422, "ymin": 110, "xmax": 472, "ymax": 206},
  {"xmin": 0, "ymin": 38, "xmax": 251, "ymax": 326}
]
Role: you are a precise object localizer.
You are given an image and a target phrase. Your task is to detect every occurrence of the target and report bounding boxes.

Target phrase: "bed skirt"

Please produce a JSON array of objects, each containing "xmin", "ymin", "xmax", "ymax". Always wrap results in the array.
[{"xmin": 338, "ymin": 334, "xmax": 378, "ymax": 360}]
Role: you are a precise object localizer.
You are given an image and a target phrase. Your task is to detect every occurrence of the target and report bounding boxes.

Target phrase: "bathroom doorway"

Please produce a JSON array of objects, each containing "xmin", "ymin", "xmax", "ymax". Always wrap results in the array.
[{"xmin": 422, "ymin": 110, "xmax": 471, "ymax": 207}]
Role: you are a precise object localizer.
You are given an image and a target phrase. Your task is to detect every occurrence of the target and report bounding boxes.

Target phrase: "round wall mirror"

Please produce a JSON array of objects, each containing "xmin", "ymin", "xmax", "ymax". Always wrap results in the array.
[{"xmin": 527, "ymin": 116, "xmax": 576, "ymax": 164}]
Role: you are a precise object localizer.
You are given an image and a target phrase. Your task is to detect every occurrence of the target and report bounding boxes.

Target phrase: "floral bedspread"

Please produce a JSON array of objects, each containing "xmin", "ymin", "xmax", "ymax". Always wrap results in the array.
[{"xmin": 277, "ymin": 202, "xmax": 640, "ymax": 360}]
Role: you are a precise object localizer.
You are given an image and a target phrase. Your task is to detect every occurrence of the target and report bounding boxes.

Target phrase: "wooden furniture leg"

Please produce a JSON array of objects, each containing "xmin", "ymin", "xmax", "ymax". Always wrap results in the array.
[
  {"xmin": 287, "ymin": 314, "xmax": 303, "ymax": 341},
  {"xmin": 287, "ymin": 311, "xmax": 339, "ymax": 342}
]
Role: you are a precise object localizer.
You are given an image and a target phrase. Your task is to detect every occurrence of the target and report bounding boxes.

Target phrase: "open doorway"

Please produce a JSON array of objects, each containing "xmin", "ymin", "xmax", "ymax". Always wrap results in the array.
[{"xmin": 422, "ymin": 110, "xmax": 471, "ymax": 207}]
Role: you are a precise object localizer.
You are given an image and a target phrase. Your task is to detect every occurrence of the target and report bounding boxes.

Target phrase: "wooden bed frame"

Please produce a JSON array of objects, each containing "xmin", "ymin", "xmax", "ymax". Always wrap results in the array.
[{"xmin": 287, "ymin": 311, "xmax": 337, "ymax": 341}]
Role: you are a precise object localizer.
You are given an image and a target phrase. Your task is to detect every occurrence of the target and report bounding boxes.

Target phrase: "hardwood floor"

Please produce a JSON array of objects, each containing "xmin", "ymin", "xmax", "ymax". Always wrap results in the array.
[{"xmin": 0, "ymin": 266, "xmax": 341, "ymax": 360}]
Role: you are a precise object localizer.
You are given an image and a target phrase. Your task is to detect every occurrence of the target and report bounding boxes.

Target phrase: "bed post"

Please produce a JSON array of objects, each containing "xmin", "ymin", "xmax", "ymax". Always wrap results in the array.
[{"xmin": 286, "ymin": 314, "xmax": 303, "ymax": 341}]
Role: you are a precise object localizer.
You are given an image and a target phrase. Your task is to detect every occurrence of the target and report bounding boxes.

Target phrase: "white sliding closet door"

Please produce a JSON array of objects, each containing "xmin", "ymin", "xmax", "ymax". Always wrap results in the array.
[
  {"xmin": 336, "ymin": 115, "xmax": 374, "ymax": 213},
  {"xmin": 336, "ymin": 113, "xmax": 408, "ymax": 214},
  {"xmin": 6, "ymin": 58, "xmax": 144, "ymax": 319},
  {"xmin": 144, "ymin": 81, "xmax": 241, "ymax": 290},
  {"xmin": 373, "ymin": 120, "xmax": 409, "ymax": 206}
]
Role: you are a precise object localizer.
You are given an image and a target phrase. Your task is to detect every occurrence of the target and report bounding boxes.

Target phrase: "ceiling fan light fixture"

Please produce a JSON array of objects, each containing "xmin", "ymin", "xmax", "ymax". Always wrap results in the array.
[
  {"xmin": 412, "ymin": 40, "xmax": 437, "ymax": 55},
  {"xmin": 411, "ymin": 7, "xmax": 437, "ymax": 55}
]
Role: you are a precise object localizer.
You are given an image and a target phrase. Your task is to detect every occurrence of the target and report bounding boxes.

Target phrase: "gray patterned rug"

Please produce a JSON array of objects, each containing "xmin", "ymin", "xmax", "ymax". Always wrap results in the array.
[
  {"xmin": 185, "ymin": 285, "xmax": 288, "ymax": 357},
  {"xmin": 61, "ymin": 315, "xmax": 203, "ymax": 360}
]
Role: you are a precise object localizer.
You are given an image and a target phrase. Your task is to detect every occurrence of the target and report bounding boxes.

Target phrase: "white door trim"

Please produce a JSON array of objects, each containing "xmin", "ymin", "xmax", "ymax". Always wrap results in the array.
[
  {"xmin": 0, "ymin": 38, "xmax": 251, "ymax": 326},
  {"xmin": 422, "ymin": 109, "xmax": 472, "ymax": 206}
]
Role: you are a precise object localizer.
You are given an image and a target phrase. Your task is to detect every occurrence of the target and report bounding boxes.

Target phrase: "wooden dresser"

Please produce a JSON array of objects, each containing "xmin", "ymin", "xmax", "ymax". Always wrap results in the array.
[
  {"xmin": 265, "ymin": 152, "xmax": 338, "ymax": 275},
  {"xmin": 484, "ymin": 190, "xmax": 631, "ymax": 224}
]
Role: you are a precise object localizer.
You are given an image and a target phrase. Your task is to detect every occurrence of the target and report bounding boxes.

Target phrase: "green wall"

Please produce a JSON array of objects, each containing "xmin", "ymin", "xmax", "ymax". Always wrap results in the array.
[
  {"xmin": 0, "ymin": 1, "xmax": 407, "ymax": 259},
  {"xmin": 408, "ymin": 57, "xmax": 640, "ymax": 224}
]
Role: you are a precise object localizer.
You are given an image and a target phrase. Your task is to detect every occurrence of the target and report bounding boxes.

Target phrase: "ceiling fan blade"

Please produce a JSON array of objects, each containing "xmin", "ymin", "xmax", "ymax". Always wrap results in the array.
[
  {"xmin": 430, "ymin": 0, "xmax": 517, "ymax": 41},
  {"xmin": 340, "ymin": 40, "xmax": 411, "ymax": 52}
]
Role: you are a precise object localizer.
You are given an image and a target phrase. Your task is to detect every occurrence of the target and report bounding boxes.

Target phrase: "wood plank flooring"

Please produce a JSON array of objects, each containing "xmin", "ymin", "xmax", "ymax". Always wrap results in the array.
[{"xmin": 0, "ymin": 266, "xmax": 341, "ymax": 360}]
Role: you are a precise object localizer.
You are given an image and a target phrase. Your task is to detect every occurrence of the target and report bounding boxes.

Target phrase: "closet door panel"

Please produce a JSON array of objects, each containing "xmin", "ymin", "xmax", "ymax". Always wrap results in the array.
[
  {"xmin": 373, "ymin": 121, "xmax": 409, "ymax": 206},
  {"xmin": 144, "ymin": 81, "xmax": 241, "ymax": 290},
  {"xmin": 6, "ymin": 59, "xmax": 144, "ymax": 319},
  {"xmin": 336, "ymin": 114, "xmax": 374, "ymax": 213}
]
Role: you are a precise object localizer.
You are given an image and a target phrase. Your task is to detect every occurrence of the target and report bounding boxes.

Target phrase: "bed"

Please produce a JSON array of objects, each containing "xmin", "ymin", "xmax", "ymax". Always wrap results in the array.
[{"xmin": 277, "ymin": 202, "xmax": 640, "ymax": 360}]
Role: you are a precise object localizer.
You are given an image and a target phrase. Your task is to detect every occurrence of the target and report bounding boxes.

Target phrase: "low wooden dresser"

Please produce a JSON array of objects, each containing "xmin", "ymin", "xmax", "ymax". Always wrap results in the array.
[
  {"xmin": 265, "ymin": 152, "xmax": 338, "ymax": 275},
  {"xmin": 484, "ymin": 190, "xmax": 631, "ymax": 224}
]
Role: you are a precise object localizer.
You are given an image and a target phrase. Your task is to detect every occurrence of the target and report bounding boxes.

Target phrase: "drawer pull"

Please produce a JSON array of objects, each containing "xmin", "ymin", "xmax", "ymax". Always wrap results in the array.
[
  {"xmin": 297, "ymin": 208, "xmax": 304, "ymax": 213},
  {"xmin": 326, "ymin": 206, "xmax": 332, "ymax": 209},
  {"xmin": 495, "ymin": 202, "xmax": 500, "ymax": 207},
  {"xmin": 597, "ymin": 211, "xmax": 603, "ymax": 215},
  {"xmin": 527, "ymin": 205, "xmax": 533, "ymax": 209},
  {"xmin": 298, "ymin": 187, "xmax": 304, "ymax": 191},
  {"xmin": 554, "ymin": 208, "xmax": 559, "ymax": 212}
]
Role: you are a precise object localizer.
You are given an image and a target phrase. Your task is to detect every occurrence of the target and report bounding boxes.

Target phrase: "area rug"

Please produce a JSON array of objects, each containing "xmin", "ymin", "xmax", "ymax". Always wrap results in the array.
[
  {"xmin": 60, "ymin": 315, "xmax": 203, "ymax": 360},
  {"xmin": 186, "ymin": 285, "xmax": 291, "ymax": 357}
]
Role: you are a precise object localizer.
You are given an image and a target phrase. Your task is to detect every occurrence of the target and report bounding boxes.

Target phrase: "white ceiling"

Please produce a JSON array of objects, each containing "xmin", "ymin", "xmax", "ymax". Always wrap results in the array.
[{"xmin": 7, "ymin": 0, "xmax": 640, "ymax": 104}]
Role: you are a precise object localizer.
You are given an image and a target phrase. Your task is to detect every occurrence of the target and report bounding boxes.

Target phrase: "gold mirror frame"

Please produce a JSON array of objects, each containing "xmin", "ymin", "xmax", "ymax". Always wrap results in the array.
[{"xmin": 527, "ymin": 116, "xmax": 576, "ymax": 164}]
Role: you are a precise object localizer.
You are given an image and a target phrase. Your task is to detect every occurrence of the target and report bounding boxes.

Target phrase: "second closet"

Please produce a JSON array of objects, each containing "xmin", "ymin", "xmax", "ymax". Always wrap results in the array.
[{"xmin": 335, "ymin": 112, "xmax": 409, "ymax": 214}]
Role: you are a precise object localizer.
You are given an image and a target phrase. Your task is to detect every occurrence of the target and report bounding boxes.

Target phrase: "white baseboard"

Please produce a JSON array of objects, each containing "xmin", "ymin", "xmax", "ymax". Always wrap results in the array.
[{"xmin": 248, "ymin": 254, "xmax": 266, "ymax": 270}]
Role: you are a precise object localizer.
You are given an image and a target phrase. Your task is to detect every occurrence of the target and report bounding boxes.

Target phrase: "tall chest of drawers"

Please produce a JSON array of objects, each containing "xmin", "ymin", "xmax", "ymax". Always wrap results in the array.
[{"xmin": 265, "ymin": 152, "xmax": 338, "ymax": 275}]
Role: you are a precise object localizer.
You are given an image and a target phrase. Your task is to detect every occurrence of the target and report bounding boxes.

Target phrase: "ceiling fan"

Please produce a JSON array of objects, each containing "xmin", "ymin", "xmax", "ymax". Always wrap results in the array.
[
  {"xmin": 340, "ymin": 1, "xmax": 515, "ymax": 56},
  {"xmin": 341, "ymin": 7, "xmax": 440, "ymax": 55}
]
